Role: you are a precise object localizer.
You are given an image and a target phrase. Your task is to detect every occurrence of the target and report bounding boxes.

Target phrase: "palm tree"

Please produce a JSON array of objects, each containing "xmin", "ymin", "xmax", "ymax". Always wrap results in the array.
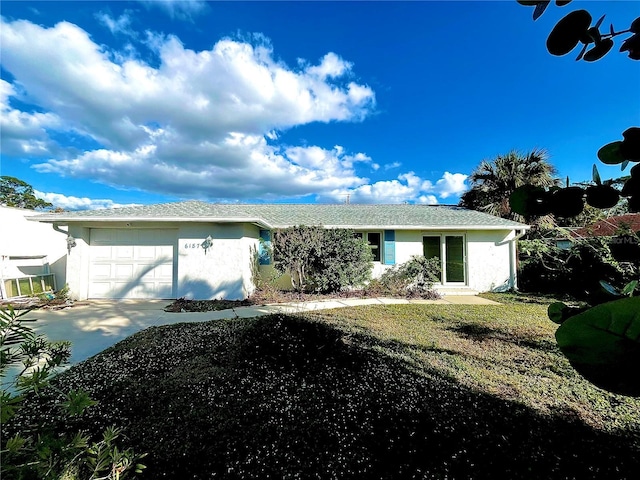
[{"xmin": 459, "ymin": 149, "xmax": 560, "ymax": 224}]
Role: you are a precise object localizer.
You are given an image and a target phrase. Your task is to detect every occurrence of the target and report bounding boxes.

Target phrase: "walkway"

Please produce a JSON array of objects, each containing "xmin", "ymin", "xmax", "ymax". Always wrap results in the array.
[{"xmin": 19, "ymin": 296, "xmax": 500, "ymax": 366}]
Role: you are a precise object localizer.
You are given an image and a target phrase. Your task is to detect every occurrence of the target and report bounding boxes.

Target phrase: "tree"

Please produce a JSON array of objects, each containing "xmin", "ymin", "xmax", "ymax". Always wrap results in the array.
[
  {"xmin": 0, "ymin": 176, "xmax": 53, "ymax": 210},
  {"xmin": 459, "ymin": 149, "xmax": 559, "ymax": 225}
]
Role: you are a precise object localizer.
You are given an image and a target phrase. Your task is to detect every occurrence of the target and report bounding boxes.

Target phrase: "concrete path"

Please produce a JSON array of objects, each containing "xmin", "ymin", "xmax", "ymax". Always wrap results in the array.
[{"xmin": 18, "ymin": 296, "xmax": 500, "ymax": 366}]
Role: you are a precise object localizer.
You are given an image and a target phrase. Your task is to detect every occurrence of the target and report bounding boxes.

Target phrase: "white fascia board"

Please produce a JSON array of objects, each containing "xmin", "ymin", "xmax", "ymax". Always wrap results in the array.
[
  {"xmin": 28, "ymin": 216, "xmax": 274, "ymax": 229},
  {"xmin": 274, "ymin": 224, "xmax": 531, "ymax": 230}
]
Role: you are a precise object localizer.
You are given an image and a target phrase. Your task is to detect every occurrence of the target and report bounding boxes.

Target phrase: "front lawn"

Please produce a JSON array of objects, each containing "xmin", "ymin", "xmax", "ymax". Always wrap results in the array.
[{"xmin": 6, "ymin": 300, "xmax": 640, "ymax": 479}]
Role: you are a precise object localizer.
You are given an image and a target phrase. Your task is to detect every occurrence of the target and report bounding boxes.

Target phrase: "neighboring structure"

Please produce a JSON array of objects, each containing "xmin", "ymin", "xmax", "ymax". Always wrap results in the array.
[
  {"xmin": 29, "ymin": 202, "xmax": 529, "ymax": 300},
  {"xmin": 569, "ymin": 214, "xmax": 640, "ymax": 239},
  {"xmin": 0, "ymin": 206, "xmax": 67, "ymax": 299}
]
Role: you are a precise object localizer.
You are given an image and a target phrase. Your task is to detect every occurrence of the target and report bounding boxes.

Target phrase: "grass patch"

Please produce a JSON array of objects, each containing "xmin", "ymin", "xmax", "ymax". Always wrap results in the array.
[{"xmin": 6, "ymin": 303, "xmax": 640, "ymax": 479}]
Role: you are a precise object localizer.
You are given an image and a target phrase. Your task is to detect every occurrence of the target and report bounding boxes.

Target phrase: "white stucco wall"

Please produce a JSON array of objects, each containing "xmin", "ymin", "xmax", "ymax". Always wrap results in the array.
[
  {"xmin": 0, "ymin": 206, "xmax": 67, "ymax": 297},
  {"xmin": 66, "ymin": 225, "xmax": 91, "ymax": 300},
  {"xmin": 64, "ymin": 222, "xmax": 263, "ymax": 301},
  {"xmin": 465, "ymin": 230, "xmax": 514, "ymax": 292},
  {"xmin": 176, "ymin": 223, "xmax": 258, "ymax": 300},
  {"xmin": 255, "ymin": 228, "xmax": 517, "ymax": 293},
  {"xmin": 59, "ymin": 221, "xmax": 519, "ymax": 300},
  {"xmin": 378, "ymin": 229, "xmax": 516, "ymax": 292}
]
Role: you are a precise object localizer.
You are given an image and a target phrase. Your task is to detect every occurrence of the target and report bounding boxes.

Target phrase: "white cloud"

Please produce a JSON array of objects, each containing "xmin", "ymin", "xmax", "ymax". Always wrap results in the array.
[
  {"xmin": 384, "ymin": 161, "xmax": 402, "ymax": 170},
  {"xmin": 1, "ymin": 18, "xmax": 465, "ymax": 206},
  {"xmin": 418, "ymin": 195, "xmax": 438, "ymax": 205},
  {"xmin": 0, "ymin": 79, "xmax": 64, "ymax": 156},
  {"xmin": 1, "ymin": 18, "xmax": 376, "ymax": 200},
  {"xmin": 138, "ymin": 0, "xmax": 207, "ymax": 20},
  {"xmin": 321, "ymin": 171, "xmax": 466, "ymax": 204},
  {"xmin": 34, "ymin": 191, "xmax": 140, "ymax": 211},
  {"xmin": 434, "ymin": 172, "xmax": 468, "ymax": 198},
  {"xmin": 34, "ymin": 140, "xmax": 371, "ymax": 199},
  {"xmin": 96, "ymin": 11, "xmax": 134, "ymax": 36},
  {"xmin": 307, "ymin": 52, "xmax": 351, "ymax": 79}
]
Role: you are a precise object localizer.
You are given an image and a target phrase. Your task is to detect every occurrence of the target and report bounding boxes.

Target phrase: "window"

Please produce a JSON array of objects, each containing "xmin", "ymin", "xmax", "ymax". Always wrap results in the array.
[
  {"xmin": 423, "ymin": 236, "xmax": 441, "ymax": 260},
  {"xmin": 258, "ymin": 229, "xmax": 272, "ymax": 265},
  {"xmin": 3, "ymin": 274, "xmax": 56, "ymax": 297},
  {"xmin": 368, "ymin": 232, "xmax": 381, "ymax": 262},
  {"xmin": 355, "ymin": 231, "xmax": 382, "ymax": 262}
]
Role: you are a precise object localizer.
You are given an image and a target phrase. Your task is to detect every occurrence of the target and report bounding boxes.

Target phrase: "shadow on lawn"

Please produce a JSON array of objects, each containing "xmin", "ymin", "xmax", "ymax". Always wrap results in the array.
[
  {"xmin": 448, "ymin": 323, "xmax": 559, "ymax": 353},
  {"xmin": 7, "ymin": 315, "xmax": 640, "ymax": 480}
]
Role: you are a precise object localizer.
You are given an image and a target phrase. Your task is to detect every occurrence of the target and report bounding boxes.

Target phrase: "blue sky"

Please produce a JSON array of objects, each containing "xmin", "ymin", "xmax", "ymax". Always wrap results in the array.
[{"xmin": 1, "ymin": 1, "xmax": 638, "ymax": 210}]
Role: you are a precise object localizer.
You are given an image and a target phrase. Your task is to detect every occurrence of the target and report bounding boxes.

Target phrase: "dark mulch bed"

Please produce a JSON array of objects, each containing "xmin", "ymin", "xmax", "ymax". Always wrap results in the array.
[{"xmin": 163, "ymin": 297, "xmax": 254, "ymax": 312}]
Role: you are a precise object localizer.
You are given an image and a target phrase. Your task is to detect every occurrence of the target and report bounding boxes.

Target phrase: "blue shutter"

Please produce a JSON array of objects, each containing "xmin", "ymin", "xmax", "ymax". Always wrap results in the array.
[
  {"xmin": 258, "ymin": 229, "xmax": 271, "ymax": 265},
  {"xmin": 383, "ymin": 230, "xmax": 395, "ymax": 265}
]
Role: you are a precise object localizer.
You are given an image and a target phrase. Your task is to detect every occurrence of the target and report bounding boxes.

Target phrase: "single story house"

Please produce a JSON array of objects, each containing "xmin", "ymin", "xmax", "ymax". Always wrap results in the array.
[
  {"xmin": 1, "ymin": 205, "xmax": 67, "ymax": 299},
  {"xmin": 29, "ymin": 202, "xmax": 529, "ymax": 300}
]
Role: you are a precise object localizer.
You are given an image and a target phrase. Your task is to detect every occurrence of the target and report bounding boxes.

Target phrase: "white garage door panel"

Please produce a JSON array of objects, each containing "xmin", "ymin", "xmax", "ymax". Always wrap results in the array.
[{"xmin": 89, "ymin": 229, "xmax": 176, "ymax": 299}]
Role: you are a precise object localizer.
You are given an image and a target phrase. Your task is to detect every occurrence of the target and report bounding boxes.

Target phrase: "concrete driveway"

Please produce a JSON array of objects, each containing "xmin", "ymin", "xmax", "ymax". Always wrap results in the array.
[{"xmin": 19, "ymin": 296, "xmax": 499, "ymax": 366}]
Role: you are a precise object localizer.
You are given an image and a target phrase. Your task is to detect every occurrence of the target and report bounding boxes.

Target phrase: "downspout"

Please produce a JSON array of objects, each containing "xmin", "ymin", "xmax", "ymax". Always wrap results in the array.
[
  {"xmin": 53, "ymin": 223, "xmax": 68, "ymax": 236},
  {"xmin": 509, "ymin": 229, "xmax": 528, "ymax": 291}
]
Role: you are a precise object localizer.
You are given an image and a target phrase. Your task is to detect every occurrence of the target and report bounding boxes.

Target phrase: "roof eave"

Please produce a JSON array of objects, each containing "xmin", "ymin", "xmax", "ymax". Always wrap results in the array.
[
  {"xmin": 28, "ymin": 216, "xmax": 529, "ymax": 231},
  {"xmin": 28, "ymin": 216, "xmax": 274, "ymax": 229},
  {"xmin": 275, "ymin": 224, "xmax": 531, "ymax": 230}
]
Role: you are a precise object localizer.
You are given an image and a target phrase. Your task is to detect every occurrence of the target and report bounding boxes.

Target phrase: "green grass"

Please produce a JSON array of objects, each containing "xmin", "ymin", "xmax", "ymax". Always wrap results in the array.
[
  {"xmin": 6, "ymin": 299, "xmax": 640, "ymax": 479},
  {"xmin": 312, "ymin": 302, "xmax": 639, "ymax": 433}
]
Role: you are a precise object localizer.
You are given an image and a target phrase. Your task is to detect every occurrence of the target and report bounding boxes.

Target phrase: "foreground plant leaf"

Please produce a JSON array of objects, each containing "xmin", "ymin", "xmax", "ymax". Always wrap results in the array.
[
  {"xmin": 620, "ymin": 33, "xmax": 640, "ymax": 60},
  {"xmin": 533, "ymin": 1, "xmax": 550, "ymax": 21},
  {"xmin": 597, "ymin": 141, "xmax": 625, "ymax": 164},
  {"xmin": 623, "ymin": 280, "xmax": 638, "ymax": 296},
  {"xmin": 585, "ymin": 184, "xmax": 620, "ymax": 208},
  {"xmin": 555, "ymin": 297, "xmax": 640, "ymax": 396},
  {"xmin": 547, "ymin": 10, "xmax": 592, "ymax": 56},
  {"xmin": 550, "ymin": 186, "xmax": 585, "ymax": 217},
  {"xmin": 509, "ymin": 185, "xmax": 551, "ymax": 217},
  {"xmin": 548, "ymin": 302, "xmax": 589, "ymax": 324},
  {"xmin": 583, "ymin": 38, "xmax": 614, "ymax": 61},
  {"xmin": 621, "ymin": 127, "xmax": 640, "ymax": 161}
]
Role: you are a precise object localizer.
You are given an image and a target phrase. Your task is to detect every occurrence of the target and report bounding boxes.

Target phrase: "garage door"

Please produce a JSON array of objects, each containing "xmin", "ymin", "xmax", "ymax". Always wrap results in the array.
[{"xmin": 89, "ymin": 229, "xmax": 176, "ymax": 299}]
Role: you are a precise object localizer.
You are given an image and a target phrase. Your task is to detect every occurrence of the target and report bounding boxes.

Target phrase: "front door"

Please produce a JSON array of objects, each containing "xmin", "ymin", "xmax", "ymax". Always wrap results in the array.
[
  {"xmin": 444, "ymin": 235, "xmax": 465, "ymax": 284},
  {"xmin": 423, "ymin": 234, "xmax": 466, "ymax": 285}
]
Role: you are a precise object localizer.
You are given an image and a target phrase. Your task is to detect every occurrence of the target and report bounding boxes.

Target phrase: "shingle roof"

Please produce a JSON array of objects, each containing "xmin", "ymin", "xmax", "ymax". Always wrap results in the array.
[{"xmin": 30, "ymin": 201, "xmax": 529, "ymax": 230}]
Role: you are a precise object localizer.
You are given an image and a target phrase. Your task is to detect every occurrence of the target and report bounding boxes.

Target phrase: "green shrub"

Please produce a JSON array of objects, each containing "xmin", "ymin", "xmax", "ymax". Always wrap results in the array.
[
  {"xmin": 377, "ymin": 256, "xmax": 441, "ymax": 297},
  {"xmin": 519, "ymin": 236, "xmax": 637, "ymax": 300},
  {"xmin": 310, "ymin": 229, "xmax": 374, "ymax": 293},
  {"xmin": 0, "ymin": 305, "xmax": 146, "ymax": 480},
  {"xmin": 272, "ymin": 226, "xmax": 373, "ymax": 293}
]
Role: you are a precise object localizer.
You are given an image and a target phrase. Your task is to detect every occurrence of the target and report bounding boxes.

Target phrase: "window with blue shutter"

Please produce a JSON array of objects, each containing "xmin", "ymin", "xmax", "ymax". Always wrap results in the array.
[
  {"xmin": 258, "ymin": 229, "xmax": 272, "ymax": 265},
  {"xmin": 383, "ymin": 230, "xmax": 395, "ymax": 265}
]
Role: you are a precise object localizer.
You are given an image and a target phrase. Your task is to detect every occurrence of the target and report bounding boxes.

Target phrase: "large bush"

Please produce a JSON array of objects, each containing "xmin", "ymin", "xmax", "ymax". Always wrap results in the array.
[
  {"xmin": 272, "ymin": 226, "xmax": 373, "ymax": 294},
  {"xmin": 518, "ymin": 236, "xmax": 637, "ymax": 300},
  {"xmin": 374, "ymin": 256, "xmax": 441, "ymax": 297}
]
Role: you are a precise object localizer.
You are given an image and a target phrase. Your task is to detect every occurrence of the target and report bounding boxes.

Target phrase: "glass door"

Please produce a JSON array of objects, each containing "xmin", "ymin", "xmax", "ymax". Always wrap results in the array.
[{"xmin": 445, "ymin": 235, "xmax": 465, "ymax": 284}]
